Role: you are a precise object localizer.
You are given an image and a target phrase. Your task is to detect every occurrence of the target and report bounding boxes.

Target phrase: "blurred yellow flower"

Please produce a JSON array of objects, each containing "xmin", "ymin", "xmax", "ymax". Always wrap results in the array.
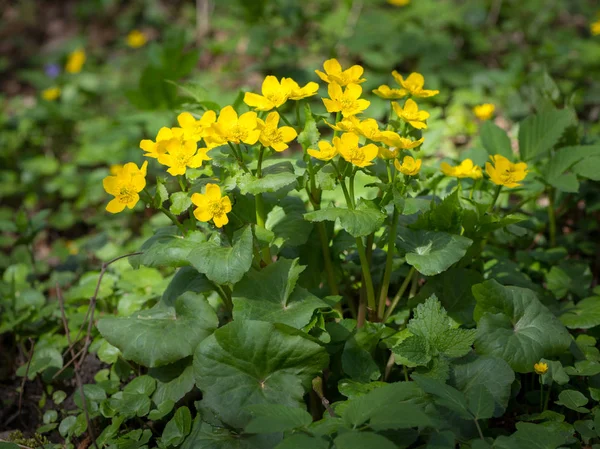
[
  {"xmin": 325, "ymin": 116, "xmax": 360, "ymax": 133},
  {"xmin": 177, "ymin": 111, "xmax": 216, "ymax": 142},
  {"xmin": 379, "ymin": 132, "xmax": 424, "ymax": 150},
  {"xmin": 103, "ymin": 161, "xmax": 147, "ymax": 213},
  {"xmin": 393, "ymin": 99, "xmax": 430, "ymax": 129},
  {"xmin": 65, "ymin": 240, "xmax": 79, "ymax": 255},
  {"xmin": 315, "ymin": 59, "xmax": 366, "ymax": 86},
  {"xmin": 372, "ymin": 84, "xmax": 407, "ymax": 100},
  {"xmin": 392, "ymin": 72, "xmax": 439, "ymax": 98},
  {"xmin": 395, "ymin": 156, "xmax": 421, "ymax": 176},
  {"xmin": 42, "ymin": 87, "xmax": 61, "ymax": 101},
  {"xmin": 211, "ymin": 105, "xmax": 261, "ymax": 145},
  {"xmin": 473, "ymin": 103, "xmax": 495, "ymax": 120},
  {"xmin": 534, "ymin": 362, "xmax": 548, "ymax": 375},
  {"xmin": 591, "ymin": 20, "xmax": 600, "ymax": 36},
  {"xmin": 127, "ymin": 30, "xmax": 148, "ymax": 48},
  {"xmin": 441, "ymin": 159, "xmax": 483, "ymax": 179},
  {"xmin": 485, "ymin": 155, "xmax": 528, "ymax": 188},
  {"xmin": 335, "ymin": 132, "xmax": 378, "ymax": 168},
  {"xmin": 158, "ymin": 140, "xmax": 211, "ymax": 176},
  {"xmin": 257, "ymin": 112, "xmax": 298, "ymax": 152},
  {"xmin": 307, "ymin": 141, "xmax": 338, "ymax": 161},
  {"xmin": 378, "ymin": 146, "xmax": 398, "ymax": 160},
  {"xmin": 244, "ymin": 76, "xmax": 293, "ymax": 111},
  {"xmin": 109, "ymin": 164, "xmax": 124, "ymax": 175},
  {"xmin": 191, "ymin": 184, "xmax": 232, "ymax": 228},
  {"xmin": 65, "ymin": 48, "xmax": 86, "ymax": 74},
  {"xmin": 286, "ymin": 78, "xmax": 319, "ymax": 100},
  {"xmin": 140, "ymin": 127, "xmax": 184, "ymax": 159},
  {"xmin": 323, "ymin": 83, "xmax": 370, "ymax": 117},
  {"xmin": 388, "ymin": 0, "xmax": 410, "ymax": 5}
]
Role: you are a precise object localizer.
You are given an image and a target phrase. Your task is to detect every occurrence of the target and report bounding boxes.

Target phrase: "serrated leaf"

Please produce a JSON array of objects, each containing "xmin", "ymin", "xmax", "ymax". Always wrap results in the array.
[
  {"xmin": 393, "ymin": 335, "xmax": 431, "ymax": 367},
  {"xmin": 518, "ymin": 108, "xmax": 574, "ymax": 161},
  {"xmin": 297, "ymin": 104, "xmax": 320, "ymax": 150},
  {"xmin": 480, "ymin": 121, "xmax": 513, "ymax": 159},
  {"xmin": 170, "ymin": 192, "xmax": 192, "ymax": 215},
  {"xmin": 304, "ymin": 200, "xmax": 385, "ymax": 238}
]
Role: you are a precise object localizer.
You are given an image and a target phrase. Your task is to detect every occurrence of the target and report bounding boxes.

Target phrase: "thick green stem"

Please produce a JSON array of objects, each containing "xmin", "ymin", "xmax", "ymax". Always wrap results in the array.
[
  {"xmin": 227, "ymin": 142, "xmax": 250, "ymax": 174},
  {"xmin": 356, "ymin": 237, "xmax": 376, "ymax": 317},
  {"xmin": 333, "ymin": 111, "xmax": 342, "ymax": 138},
  {"xmin": 331, "ymin": 160, "xmax": 353, "ymax": 207},
  {"xmin": 255, "ymin": 146, "xmax": 271, "ymax": 264},
  {"xmin": 474, "ymin": 419, "xmax": 485, "ymax": 440},
  {"xmin": 216, "ymin": 284, "xmax": 233, "ymax": 314},
  {"xmin": 539, "ymin": 379, "xmax": 544, "ymax": 412},
  {"xmin": 377, "ymin": 207, "xmax": 399, "ymax": 319},
  {"xmin": 383, "ymin": 266, "xmax": 416, "ymax": 322},
  {"xmin": 349, "ymin": 168, "xmax": 357, "ymax": 209},
  {"xmin": 488, "ymin": 185, "xmax": 502, "ymax": 212},
  {"xmin": 178, "ymin": 175, "xmax": 187, "ymax": 192},
  {"xmin": 547, "ymin": 187, "xmax": 556, "ymax": 246},
  {"xmin": 317, "ymin": 222, "xmax": 339, "ymax": 296}
]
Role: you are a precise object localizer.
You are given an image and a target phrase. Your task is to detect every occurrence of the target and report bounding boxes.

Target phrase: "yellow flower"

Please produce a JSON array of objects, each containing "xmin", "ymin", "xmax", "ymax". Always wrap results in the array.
[
  {"xmin": 257, "ymin": 112, "xmax": 298, "ymax": 152},
  {"xmin": 325, "ymin": 116, "xmax": 360, "ymax": 133},
  {"xmin": 42, "ymin": 87, "xmax": 61, "ymax": 101},
  {"xmin": 315, "ymin": 59, "xmax": 366, "ymax": 86},
  {"xmin": 591, "ymin": 20, "xmax": 600, "ymax": 36},
  {"xmin": 211, "ymin": 105, "xmax": 261, "ymax": 145},
  {"xmin": 65, "ymin": 240, "xmax": 79, "ymax": 255},
  {"xmin": 177, "ymin": 111, "xmax": 217, "ymax": 142},
  {"xmin": 323, "ymin": 83, "xmax": 370, "ymax": 117},
  {"xmin": 158, "ymin": 140, "xmax": 211, "ymax": 176},
  {"xmin": 372, "ymin": 85, "xmax": 407, "ymax": 100},
  {"xmin": 392, "ymin": 99, "xmax": 430, "ymax": 129},
  {"xmin": 391, "ymin": 72, "xmax": 439, "ymax": 98},
  {"xmin": 473, "ymin": 103, "xmax": 495, "ymax": 121},
  {"xmin": 140, "ymin": 127, "xmax": 185, "ymax": 159},
  {"xmin": 307, "ymin": 141, "xmax": 338, "ymax": 161},
  {"xmin": 379, "ymin": 132, "xmax": 424, "ymax": 150},
  {"xmin": 327, "ymin": 117, "xmax": 383, "ymax": 141},
  {"xmin": 534, "ymin": 362, "xmax": 548, "ymax": 375},
  {"xmin": 243, "ymin": 76, "xmax": 293, "ymax": 111},
  {"xmin": 286, "ymin": 78, "xmax": 319, "ymax": 100},
  {"xmin": 127, "ymin": 30, "xmax": 147, "ymax": 48},
  {"xmin": 334, "ymin": 133, "xmax": 378, "ymax": 168},
  {"xmin": 110, "ymin": 164, "xmax": 124, "ymax": 175},
  {"xmin": 65, "ymin": 48, "xmax": 86, "ymax": 74},
  {"xmin": 485, "ymin": 155, "xmax": 528, "ymax": 188},
  {"xmin": 395, "ymin": 156, "xmax": 421, "ymax": 176},
  {"xmin": 440, "ymin": 159, "xmax": 483, "ymax": 180},
  {"xmin": 388, "ymin": 0, "xmax": 410, "ymax": 5},
  {"xmin": 191, "ymin": 184, "xmax": 232, "ymax": 228},
  {"xmin": 378, "ymin": 147, "xmax": 398, "ymax": 160},
  {"xmin": 103, "ymin": 161, "xmax": 148, "ymax": 213}
]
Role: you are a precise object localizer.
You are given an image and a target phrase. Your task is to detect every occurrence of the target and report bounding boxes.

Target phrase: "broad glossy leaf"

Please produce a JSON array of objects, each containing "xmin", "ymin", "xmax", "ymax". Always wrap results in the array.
[
  {"xmin": 396, "ymin": 228, "xmax": 472, "ymax": 276},
  {"xmin": 518, "ymin": 108, "xmax": 575, "ymax": 161},
  {"xmin": 131, "ymin": 229, "xmax": 206, "ymax": 268},
  {"xmin": 304, "ymin": 200, "xmax": 385, "ymax": 238},
  {"xmin": 162, "ymin": 406, "xmax": 192, "ymax": 447},
  {"xmin": 193, "ymin": 320, "xmax": 328, "ymax": 428},
  {"xmin": 233, "ymin": 258, "xmax": 328, "ymax": 328},
  {"xmin": 244, "ymin": 404, "xmax": 312, "ymax": 434},
  {"xmin": 181, "ymin": 417, "xmax": 280, "ymax": 449},
  {"xmin": 97, "ymin": 292, "xmax": 218, "ymax": 367},
  {"xmin": 543, "ymin": 145, "xmax": 600, "ymax": 180},
  {"xmin": 265, "ymin": 197, "xmax": 313, "ymax": 248},
  {"xmin": 187, "ymin": 226, "xmax": 253, "ymax": 285},
  {"xmin": 150, "ymin": 358, "xmax": 195, "ymax": 405},
  {"xmin": 334, "ymin": 432, "xmax": 397, "ymax": 449},
  {"xmin": 237, "ymin": 162, "xmax": 297, "ymax": 195},
  {"xmin": 162, "ymin": 266, "xmax": 214, "ymax": 305},
  {"xmin": 560, "ymin": 296, "xmax": 600, "ymax": 330},
  {"xmin": 555, "ymin": 390, "xmax": 589, "ymax": 413},
  {"xmin": 472, "ymin": 280, "xmax": 571, "ymax": 373},
  {"xmin": 275, "ymin": 434, "xmax": 329, "ymax": 449},
  {"xmin": 466, "ymin": 384, "xmax": 494, "ymax": 420},
  {"xmin": 412, "ymin": 374, "xmax": 472, "ymax": 419}
]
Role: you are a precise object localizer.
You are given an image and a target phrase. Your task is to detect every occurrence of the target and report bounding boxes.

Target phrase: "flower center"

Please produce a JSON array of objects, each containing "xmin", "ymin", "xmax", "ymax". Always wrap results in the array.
[
  {"xmin": 347, "ymin": 146, "xmax": 364, "ymax": 163},
  {"xmin": 266, "ymin": 93, "xmax": 286, "ymax": 105},
  {"xmin": 209, "ymin": 199, "xmax": 226, "ymax": 217},
  {"xmin": 118, "ymin": 185, "xmax": 136, "ymax": 204},
  {"xmin": 264, "ymin": 127, "xmax": 283, "ymax": 144},
  {"xmin": 229, "ymin": 125, "xmax": 248, "ymax": 142},
  {"xmin": 176, "ymin": 153, "xmax": 193, "ymax": 167},
  {"xmin": 501, "ymin": 168, "xmax": 517, "ymax": 184}
]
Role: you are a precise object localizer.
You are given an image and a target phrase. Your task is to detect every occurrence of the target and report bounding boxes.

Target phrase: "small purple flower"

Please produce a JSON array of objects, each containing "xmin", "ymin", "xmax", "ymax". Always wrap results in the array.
[{"xmin": 45, "ymin": 64, "xmax": 60, "ymax": 79}]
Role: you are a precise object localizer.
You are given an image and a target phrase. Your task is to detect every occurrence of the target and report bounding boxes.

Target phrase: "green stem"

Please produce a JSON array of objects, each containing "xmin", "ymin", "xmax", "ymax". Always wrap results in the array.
[
  {"xmin": 547, "ymin": 187, "xmax": 556, "ymax": 246},
  {"xmin": 539, "ymin": 379, "xmax": 544, "ymax": 412},
  {"xmin": 317, "ymin": 222, "xmax": 339, "ymax": 296},
  {"xmin": 349, "ymin": 168, "xmax": 357, "ymax": 209},
  {"xmin": 377, "ymin": 207, "xmax": 399, "ymax": 320},
  {"xmin": 227, "ymin": 142, "xmax": 250, "ymax": 174},
  {"xmin": 178, "ymin": 175, "xmax": 187, "ymax": 192},
  {"xmin": 215, "ymin": 284, "xmax": 233, "ymax": 314},
  {"xmin": 386, "ymin": 160, "xmax": 393, "ymax": 184},
  {"xmin": 356, "ymin": 237, "xmax": 376, "ymax": 317},
  {"xmin": 333, "ymin": 111, "xmax": 342, "ymax": 138},
  {"xmin": 276, "ymin": 108, "xmax": 295, "ymax": 128},
  {"xmin": 488, "ymin": 185, "xmax": 502, "ymax": 212},
  {"xmin": 544, "ymin": 382, "xmax": 552, "ymax": 411},
  {"xmin": 383, "ymin": 266, "xmax": 416, "ymax": 322},
  {"xmin": 331, "ymin": 160, "xmax": 353, "ymax": 207},
  {"xmin": 255, "ymin": 146, "xmax": 271, "ymax": 264},
  {"xmin": 474, "ymin": 419, "xmax": 485, "ymax": 440},
  {"xmin": 160, "ymin": 207, "xmax": 186, "ymax": 233},
  {"xmin": 295, "ymin": 100, "xmax": 302, "ymax": 127}
]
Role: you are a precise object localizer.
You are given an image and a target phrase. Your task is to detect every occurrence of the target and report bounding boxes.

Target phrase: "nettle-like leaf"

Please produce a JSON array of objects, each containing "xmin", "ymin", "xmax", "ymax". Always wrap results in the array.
[
  {"xmin": 518, "ymin": 107, "xmax": 575, "ymax": 161},
  {"xmin": 97, "ymin": 292, "xmax": 218, "ymax": 368},
  {"xmin": 396, "ymin": 228, "xmax": 472, "ymax": 276},
  {"xmin": 187, "ymin": 226, "xmax": 253, "ymax": 285},
  {"xmin": 472, "ymin": 280, "xmax": 571, "ymax": 373},
  {"xmin": 304, "ymin": 199, "xmax": 385, "ymax": 237},
  {"xmin": 232, "ymin": 258, "xmax": 329, "ymax": 328},
  {"xmin": 193, "ymin": 320, "xmax": 329, "ymax": 428},
  {"xmin": 393, "ymin": 296, "xmax": 476, "ymax": 373},
  {"xmin": 480, "ymin": 121, "xmax": 513, "ymax": 159}
]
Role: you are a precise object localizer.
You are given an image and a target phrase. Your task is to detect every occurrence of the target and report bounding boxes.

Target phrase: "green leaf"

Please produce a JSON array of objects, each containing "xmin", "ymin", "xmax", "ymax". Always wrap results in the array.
[
  {"xmin": 97, "ymin": 292, "xmax": 218, "ymax": 367},
  {"xmin": 244, "ymin": 404, "xmax": 312, "ymax": 434},
  {"xmin": 466, "ymin": 385, "xmax": 495, "ymax": 420},
  {"xmin": 182, "ymin": 417, "xmax": 280, "ymax": 449},
  {"xmin": 452, "ymin": 356, "xmax": 515, "ymax": 417},
  {"xmin": 265, "ymin": 197, "xmax": 313, "ymax": 248},
  {"xmin": 162, "ymin": 406, "xmax": 192, "ymax": 447},
  {"xmin": 124, "ymin": 375, "xmax": 156, "ymax": 396},
  {"xmin": 132, "ymin": 230, "xmax": 206, "ymax": 268},
  {"xmin": 342, "ymin": 323, "xmax": 385, "ymax": 382},
  {"xmin": 304, "ymin": 200, "xmax": 385, "ymax": 238},
  {"xmin": 297, "ymin": 104, "xmax": 320, "ymax": 150},
  {"xmin": 187, "ymin": 226, "xmax": 253, "ymax": 285},
  {"xmin": 511, "ymin": 422, "xmax": 567, "ymax": 449},
  {"xmin": 555, "ymin": 390, "xmax": 589, "ymax": 413},
  {"xmin": 396, "ymin": 228, "xmax": 472, "ymax": 276},
  {"xmin": 393, "ymin": 335, "xmax": 431, "ymax": 367},
  {"xmin": 162, "ymin": 267, "xmax": 214, "ymax": 305},
  {"xmin": 275, "ymin": 434, "xmax": 329, "ymax": 449},
  {"xmin": 237, "ymin": 162, "xmax": 298, "ymax": 195},
  {"xmin": 518, "ymin": 108, "xmax": 574, "ymax": 161},
  {"xmin": 572, "ymin": 156, "xmax": 600, "ymax": 181},
  {"xmin": 170, "ymin": 192, "xmax": 192, "ymax": 215},
  {"xmin": 560, "ymin": 296, "xmax": 600, "ymax": 330},
  {"xmin": 193, "ymin": 320, "xmax": 329, "ymax": 428},
  {"xmin": 412, "ymin": 374, "xmax": 472, "ymax": 419},
  {"xmin": 539, "ymin": 359, "xmax": 569, "ymax": 386},
  {"xmin": 472, "ymin": 280, "xmax": 572, "ymax": 373},
  {"xmin": 334, "ymin": 432, "xmax": 397, "ymax": 449},
  {"xmin": 233, "ymin": 258, "xmax": 329, "ymax": 328},
  {"xmin": 480, "ymin": 120, "xmax": 512, "ymax": 159},
  {"xmin": 148, "ymin": 400, "xmax": 175, "ymax": 421},
  {"xmin": 151, "ymin": 359, "xmax": 196, "ymax": 405},
  {"xmin": 543, "ymin": 145, "xmax": 600, "ymax": 180}
]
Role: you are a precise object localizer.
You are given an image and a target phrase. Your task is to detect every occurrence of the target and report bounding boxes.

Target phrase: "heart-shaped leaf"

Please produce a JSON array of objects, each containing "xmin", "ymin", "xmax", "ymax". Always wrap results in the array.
[{"xmin": 304, "ymin": 200, "xmax": 385, "ymax": 237}]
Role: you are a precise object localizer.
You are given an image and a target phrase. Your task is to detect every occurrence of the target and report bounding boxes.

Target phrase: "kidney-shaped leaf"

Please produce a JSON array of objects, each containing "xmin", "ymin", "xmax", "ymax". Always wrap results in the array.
[
  {"xmin": 193, "ymin": 320, "xmax": 329, "ymax": 428},
  {"xmin": 304, "ymin": 200, "xmax": 385, "ymax": 238},
  {"xmin": 97, "ymin": 292, "xmax": 218, "ymax": 368}
]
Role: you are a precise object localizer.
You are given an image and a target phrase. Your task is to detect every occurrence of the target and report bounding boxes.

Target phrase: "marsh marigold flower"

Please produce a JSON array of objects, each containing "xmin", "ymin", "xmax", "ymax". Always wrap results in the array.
[
  {"xmin": 315, "ymin": 59, "xmax": 366, "ymax": 86},
  {"xmin": 393, "ymin": 99, "xmax": 430, "ymax": 129},
  {"xmin": 534, "ymin": 362, "xmax": 548, "ymax": 375},
  {"xmin": 257, "ymin": 112, "xmax": 298, "ymax": 152},
  {"xmin": 103, "ymin": 161, "xmax": 147, "ymax": 213},
  {"xmin": 286, "ymin": 78, "xmax": 319, "ymax": 100},
  {"xmin": 395, "ymin": 156, "xmax": 421, "ymax": 176},
  {"xmin": 42, "ymin": 87, "xmax": 61, "ymax": 101},
  {"xmin": 127, "ymin": 30, "xmax": 147, "ymax": 48},
  {"xmin": 373, "ymin": 85, "xmax": 407, "ymax": 100},
  {"xmin": 335, "ymin": 133, "xmax": 378, "ymax": 168},
  {"xmin": 485, "ymin": 154, "xmax": 528, "ymax": 188},
  {"xmin": 591, "ymin": 20, "xmax": 600, "ymax": 36},
  {"xmin": 191, "ymin": 184, "xmax": 232, "ymax": 228},
  {"xmin": 392, "ymin": 72, "xmax": 439, "ymax": 98},
  {"xmin": 211, "ymin": 106, "xmax": 260, "ymax": 145},
  {"xmin": 307, "ymin": 141, "xmax": 338, "ymax": 161},
  {"xmin": 379, "ymin": 132, "xmax": 424, "ymax": 150},
  {"xmin": 158, "ymin": 140, "xmax": 211, "ymax": 176},
  {"xmin": 243, "ymin": 76, "xmax": 291, "ymax": 111},
  {"xmin": 323, "ymin": 84, "xmax": 370, "ymax": 117},
  {"xmin": 177, "ymin": 111, "xmax": 217, "ymax": 142},
  {"xmin": 140, "ymin": 127, "xmax": 185, "ymax": 159},
  {"xmin": 441, "ymin": 159, "xmax": 483, "ymax": 180},
  {"xmin": 66, "ymin": 48, "xmax": 86, "ymax": 74},
  {"xmin": 473, "ymin": 103, "xmax": 495, "ymax": 121}
]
